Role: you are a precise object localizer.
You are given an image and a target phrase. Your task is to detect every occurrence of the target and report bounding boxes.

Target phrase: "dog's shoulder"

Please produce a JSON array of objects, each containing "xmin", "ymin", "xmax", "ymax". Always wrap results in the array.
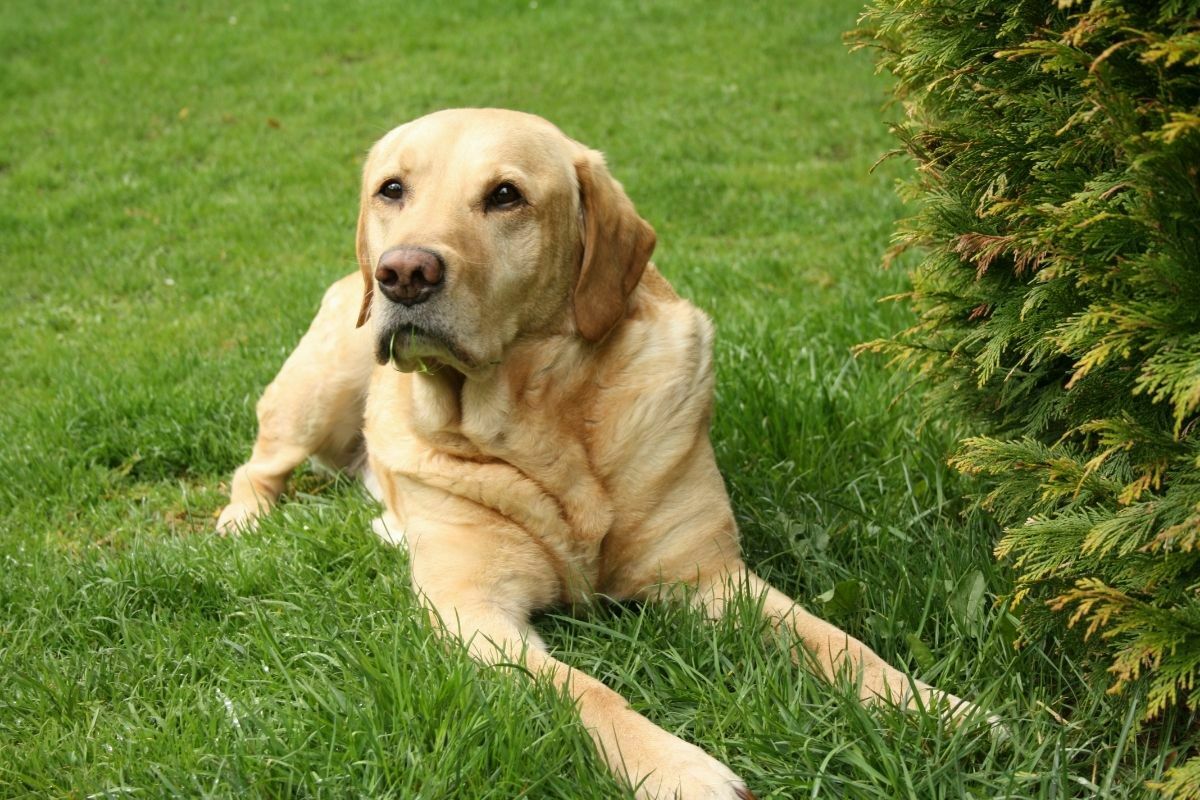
[
  {"xmin": 613, "ymin": 263, "xmax": 715, "ymax": 390},
  {"xmin": 584, "ymin": 265, "xmax": 717, "ymax": 473},
  {"xmin": 631, "ymin": 263, "xmax": 682, "ymax": 307}
]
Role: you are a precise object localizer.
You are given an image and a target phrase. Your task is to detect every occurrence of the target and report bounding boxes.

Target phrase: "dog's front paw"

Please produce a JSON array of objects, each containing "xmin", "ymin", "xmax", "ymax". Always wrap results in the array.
[
  {"xmin": 934, "ymin": 692, "xmax": 1007, "ymax": 739},
  {"xmin": 635, "ymin": 739, "xmax": 751, "ymax": 800},
  {"xmin": 215, "ymin": 502, "xmax": 261, "ymax": 535},
  {"xmin": 610, "ymin": 718, "xmax": 752, "ymax": 800},
  {"xmin": 865, "ymin": 672, "xmax": 1005, "ymax": 737}
]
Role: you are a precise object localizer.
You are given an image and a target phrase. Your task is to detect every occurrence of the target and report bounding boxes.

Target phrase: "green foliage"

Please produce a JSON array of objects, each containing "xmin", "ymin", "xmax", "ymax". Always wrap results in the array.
[{"xmin": 851, "ymin": 0, "xmax": 1200, "ymax": 794}]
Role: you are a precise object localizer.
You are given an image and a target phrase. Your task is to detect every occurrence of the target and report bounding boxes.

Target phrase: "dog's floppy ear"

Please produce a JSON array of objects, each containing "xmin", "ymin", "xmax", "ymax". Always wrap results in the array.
[
  {"xmin": 355, "ymin": 202, "xmax": 373, "ymax": 328},
  {"xmin": 573, "ymin": 150, "xmax": 656, "ymax": 343}
]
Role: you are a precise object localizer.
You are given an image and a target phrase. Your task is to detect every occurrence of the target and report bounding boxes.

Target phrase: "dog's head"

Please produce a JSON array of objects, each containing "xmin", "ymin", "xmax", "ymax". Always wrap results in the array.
[{"xmin": 355, "ymin": 108, "xmax": 656, "ymax": 376}]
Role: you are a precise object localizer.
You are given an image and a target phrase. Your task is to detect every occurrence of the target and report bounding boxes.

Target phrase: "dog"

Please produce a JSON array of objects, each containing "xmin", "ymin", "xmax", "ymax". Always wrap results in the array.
[{"xmin": 217, "ymin": 108, "xmax": 980, "ymax": 799}]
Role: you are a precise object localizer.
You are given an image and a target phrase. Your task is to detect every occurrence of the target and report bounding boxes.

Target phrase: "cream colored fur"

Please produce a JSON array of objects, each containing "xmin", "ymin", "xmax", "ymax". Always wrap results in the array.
[{"xmin": 217, "ymin": 109, "xmax": 981, "ymax": 800}]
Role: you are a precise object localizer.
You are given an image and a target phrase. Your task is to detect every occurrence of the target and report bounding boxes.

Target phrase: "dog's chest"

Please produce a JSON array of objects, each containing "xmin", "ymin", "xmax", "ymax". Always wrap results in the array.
[
  {"xmin": 367, "ymin": 365, "xmax": 615, "ymax": 598},
  {"xmin": 481, "ymin": 394, "xmax": 610, "ymax": 546}
]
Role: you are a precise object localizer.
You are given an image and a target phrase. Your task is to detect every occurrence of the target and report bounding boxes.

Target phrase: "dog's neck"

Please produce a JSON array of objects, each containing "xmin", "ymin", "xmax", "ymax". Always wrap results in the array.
[
  {"xmin": 401, "ymin": 331, "xmax": 590, "ymax": 454},
  {"xmin": 392, "ymin": 270, "xmax": 672, "ymax": 461}
]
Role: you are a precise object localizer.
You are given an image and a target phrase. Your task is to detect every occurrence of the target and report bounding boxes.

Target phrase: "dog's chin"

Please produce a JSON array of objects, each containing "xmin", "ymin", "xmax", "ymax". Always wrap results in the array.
[
  {"xmin": 389, "ymin": 351, "xmax": 455, "ymax": 375},
  {"xmin": 375, "ymin": 323, "xmax": 474, "ymax": 375}
]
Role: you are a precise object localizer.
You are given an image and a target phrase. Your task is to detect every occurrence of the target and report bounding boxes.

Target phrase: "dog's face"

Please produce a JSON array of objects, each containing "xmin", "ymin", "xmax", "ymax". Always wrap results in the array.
[{"xmin": 355, "ymin": 108, "xmax": 656, "ymax": 376}]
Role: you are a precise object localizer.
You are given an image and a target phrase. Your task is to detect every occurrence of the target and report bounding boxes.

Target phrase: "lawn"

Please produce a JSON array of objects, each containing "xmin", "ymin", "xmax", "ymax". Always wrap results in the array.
[{"xmin": 0, "ymin": 1, "xmax": 1180, "ymax": 797}]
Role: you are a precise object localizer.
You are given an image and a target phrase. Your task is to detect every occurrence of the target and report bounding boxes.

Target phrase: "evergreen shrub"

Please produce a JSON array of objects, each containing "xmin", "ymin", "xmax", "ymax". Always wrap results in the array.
[{"xmin": 851, "ymin": 2, "xmax": 1200, "ymax": 794}]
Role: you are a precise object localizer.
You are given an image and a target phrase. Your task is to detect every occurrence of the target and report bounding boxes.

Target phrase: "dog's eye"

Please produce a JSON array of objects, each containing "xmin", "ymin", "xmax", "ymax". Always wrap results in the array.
[
  {"xmin": 378, "ymin": 180, "xmax": 405, "ymax": 201},
  {"xmin": 486, "ymin": 182, "xmax": 523, "ymax": 210}
]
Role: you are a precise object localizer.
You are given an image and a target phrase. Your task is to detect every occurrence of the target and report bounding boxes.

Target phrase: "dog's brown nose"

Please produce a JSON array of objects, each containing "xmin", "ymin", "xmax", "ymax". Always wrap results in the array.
[{"xmin": 375, "ymin": 247, "xmax": 444, "ymax": 307}]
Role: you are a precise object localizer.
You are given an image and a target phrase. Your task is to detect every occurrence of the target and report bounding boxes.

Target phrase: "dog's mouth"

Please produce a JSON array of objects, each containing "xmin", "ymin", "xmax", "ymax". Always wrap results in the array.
[{"xmin": 375, "ymin": 322, "xmax": 475, "ymax": 373}]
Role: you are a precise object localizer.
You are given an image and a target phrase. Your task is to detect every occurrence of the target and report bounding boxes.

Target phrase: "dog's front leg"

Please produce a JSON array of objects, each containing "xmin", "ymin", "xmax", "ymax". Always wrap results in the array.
[
  {"xmin": 217, "ymin": 272, "xmax": 374, "ymax": 533},
  {"xmin": 691, "ymin": 565, "xmax": 984, "ymax": 723},
  {"xmin": 406, "ymin": 520, "xmax": 754, "ymax": 800}
]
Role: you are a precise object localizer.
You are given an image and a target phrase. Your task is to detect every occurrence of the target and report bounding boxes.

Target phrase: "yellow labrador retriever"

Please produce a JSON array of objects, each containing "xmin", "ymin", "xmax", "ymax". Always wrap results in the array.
[{"xmin": 218, "ymin": 108, "xmax": 976, "ymax": 799}]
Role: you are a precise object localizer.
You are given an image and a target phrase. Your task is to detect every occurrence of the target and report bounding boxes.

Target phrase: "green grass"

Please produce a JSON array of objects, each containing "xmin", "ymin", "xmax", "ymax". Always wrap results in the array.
[{"xmin": 0, "ymin": 1, "xmax": 1187, "ymax": 797}]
